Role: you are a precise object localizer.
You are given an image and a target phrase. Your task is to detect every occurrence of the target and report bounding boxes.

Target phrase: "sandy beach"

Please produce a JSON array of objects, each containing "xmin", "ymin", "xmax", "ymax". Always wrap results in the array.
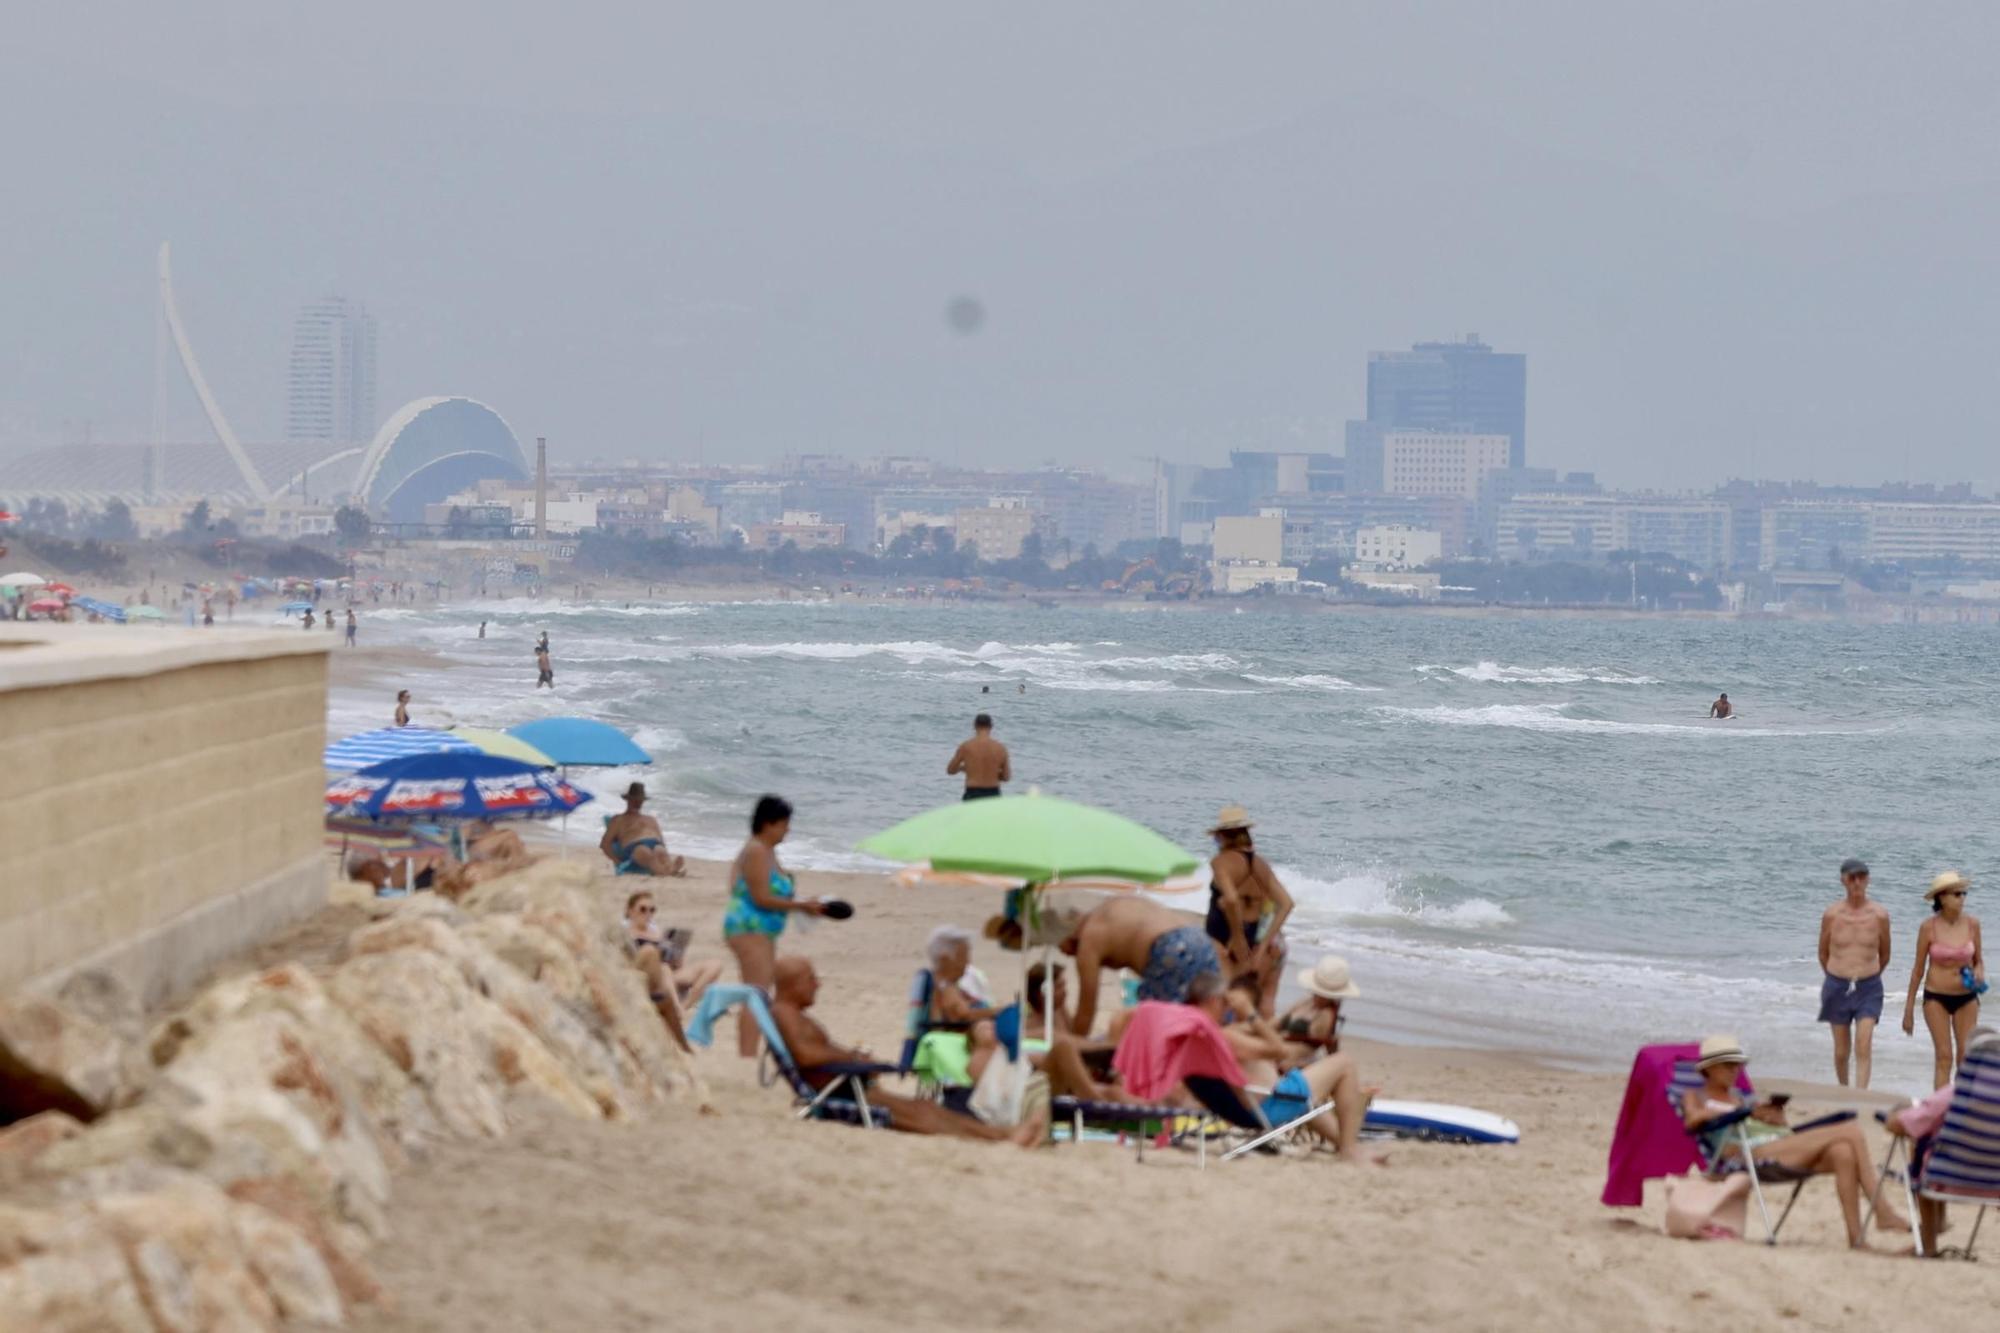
[{"xmin": 312, "ymin": 853, "xmax": 1991, "ymax": 1333}]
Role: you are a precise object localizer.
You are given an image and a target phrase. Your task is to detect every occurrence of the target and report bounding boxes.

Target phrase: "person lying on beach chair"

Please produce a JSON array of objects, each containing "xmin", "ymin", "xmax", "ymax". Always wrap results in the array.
[
  {"xmin": 1879, "ymin": 1025, "xmax": 2000, "ymax": 1256},
  {"xmin": 1680, "ymin": 1034, "xmax": 1906, "ymax": 1249},
  {"xmin": 601, "ymin": 783, "xmax": 687, "ymax": 877},
  {"xmin": 1203, "ymin": 968, "xmax": 1384, "ymax": 1165},
  {"xmin": 771, "ymin": 958, "xmax": 1045, "ymax": 1146},
  {"xmin": 625, "ymin": 890, "xmax": 722, "ymax": 1009}
]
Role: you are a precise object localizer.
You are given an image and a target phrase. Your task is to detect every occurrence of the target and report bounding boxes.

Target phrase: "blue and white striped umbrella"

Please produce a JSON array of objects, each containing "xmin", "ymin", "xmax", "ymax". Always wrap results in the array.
[{"xmin": 324, "ymin": 726, "xmax": 477, "ymax": 772}]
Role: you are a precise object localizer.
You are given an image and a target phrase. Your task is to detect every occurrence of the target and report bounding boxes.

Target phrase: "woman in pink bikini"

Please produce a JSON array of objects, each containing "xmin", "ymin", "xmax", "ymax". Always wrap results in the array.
[{"xmin": 1901, "ymin": 870, "xmax": 1986, "ymax": 1087}]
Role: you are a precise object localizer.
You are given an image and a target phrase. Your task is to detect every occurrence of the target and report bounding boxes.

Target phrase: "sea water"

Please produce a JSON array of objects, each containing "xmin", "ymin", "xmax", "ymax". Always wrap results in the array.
[{"xmin": 331, "ymin": 599, "xmax": 1998, "ymax": 1089}]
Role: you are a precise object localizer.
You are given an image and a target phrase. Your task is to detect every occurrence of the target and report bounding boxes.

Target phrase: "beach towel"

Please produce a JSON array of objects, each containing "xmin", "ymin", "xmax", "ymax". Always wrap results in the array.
[
  {"xmin": 1601, "ymin": 1042, "xmax": 1753, "ymax": 1207},
  {"xmin": 1111, "ymin": 1001, "xmax": 1247, "ymax": 1103},
  {"xmin": 685, "ymin": 983, "xmax": 784, "ymax": 1053}
]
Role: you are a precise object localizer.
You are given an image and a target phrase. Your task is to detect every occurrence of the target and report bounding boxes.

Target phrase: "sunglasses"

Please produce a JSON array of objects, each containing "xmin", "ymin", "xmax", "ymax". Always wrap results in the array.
[
  {"xmin": 635, "ymin": 905, "xmax": 656, "ymax": 914},
  {"xmin": 1940, "ymin": 891, "xmax": 1966, "ymax": 899}
]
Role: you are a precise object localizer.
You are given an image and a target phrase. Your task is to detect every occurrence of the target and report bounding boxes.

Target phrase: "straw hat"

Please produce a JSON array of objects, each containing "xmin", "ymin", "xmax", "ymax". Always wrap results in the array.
[
  {"xmin": 1210, "ymin": 804, "xmax": 1254, "ymax": 834},
  {"xmin": 1926, "ymin": 870, "xmax": 1972, "ymax": 901},
  {"xmin": 1696, "ymin": 1034, "xmax": 1747, "ymax": 1071},
  {"xmin": 1297, "ymin": 955, "xmax": 1361, "ymax": 1001}
]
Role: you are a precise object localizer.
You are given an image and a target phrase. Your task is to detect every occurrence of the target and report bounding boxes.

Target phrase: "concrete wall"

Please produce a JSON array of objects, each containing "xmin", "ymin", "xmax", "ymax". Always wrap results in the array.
[{"xmin": 0, "ymin": 625, "xmax": 331, "ymax": 1004}]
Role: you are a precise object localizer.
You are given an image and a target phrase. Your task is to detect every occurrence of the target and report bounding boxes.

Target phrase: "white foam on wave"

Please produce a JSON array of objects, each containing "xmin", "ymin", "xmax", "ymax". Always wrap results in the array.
[
  {"xmin": 1379, "ymin": 702, "xmax": 1794, "ymax": 737},
  {"xmin": 1281, "ymin": 865, "xmax": 1514, "ymax": 931},
  {"xmin": 1417, "ymin": 661, "xmax": 1659, "ymax": 685},
  {"xmin": 1243, "ymin": 673, "xmax": 1383, "ymax": 693}
]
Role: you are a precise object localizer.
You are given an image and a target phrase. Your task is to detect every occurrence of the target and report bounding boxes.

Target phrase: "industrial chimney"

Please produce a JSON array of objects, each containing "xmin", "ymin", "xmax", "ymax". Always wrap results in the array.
[{"xmin": 535, "ymin": 436, "xmax": 547, "ymax": 540}]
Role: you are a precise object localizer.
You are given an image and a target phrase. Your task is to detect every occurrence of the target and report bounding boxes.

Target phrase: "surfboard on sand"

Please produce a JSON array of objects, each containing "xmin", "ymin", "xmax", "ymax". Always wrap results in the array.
[{"xmin": 1361, "ymin": 1099, "xmax": 1520, "ymax": 1145}]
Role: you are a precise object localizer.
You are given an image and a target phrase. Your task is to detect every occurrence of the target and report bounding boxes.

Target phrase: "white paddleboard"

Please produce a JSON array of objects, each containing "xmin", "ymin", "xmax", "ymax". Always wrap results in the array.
[{"xmin": 1362, "ymin": 1099, "xmax": 1519, "ymax": 1145}]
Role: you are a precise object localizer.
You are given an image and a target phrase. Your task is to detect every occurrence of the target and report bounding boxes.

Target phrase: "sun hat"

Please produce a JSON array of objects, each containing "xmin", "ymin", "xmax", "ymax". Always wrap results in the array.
[
  {"xmin": 624, "ymin": 781, "xmax": 646, "ymax": 800},
  {"xmin": 1297, "ymin": 955, "xmax": 1361, "ymax": 1001},
  {"xmin": 1926, "ymin": 870, "xmax": 1972, "ymax": 901},
  {"xmin": 1696, "ymin": 1034, "xmax": 1747, "ymax": 1071},
  {"xmin": 1210, "ymin": 804, "xmax": 1254, "ymax": 834}
]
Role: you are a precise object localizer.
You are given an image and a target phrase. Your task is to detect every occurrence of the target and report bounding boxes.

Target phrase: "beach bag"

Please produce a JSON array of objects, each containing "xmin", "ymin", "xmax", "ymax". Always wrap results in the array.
[
  {"xmin": 969, "ymin": 1053, "xmax": 1047, "ymax": 1129},
  {"xmin": 1663, "ymin": 1170, "xmax": 1749, "ymax": 1240}
]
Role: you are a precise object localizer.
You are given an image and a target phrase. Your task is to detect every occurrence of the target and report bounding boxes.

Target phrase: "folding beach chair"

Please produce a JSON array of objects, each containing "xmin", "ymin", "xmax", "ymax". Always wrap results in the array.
[
  {"xmin": 686, "ymin": 984, "xmax": 899, "ymax": 1129},
  {"xmin": 1871, "ymin": 1043, "xmax": 2000, "ymax": 1258},
  {"xmin": 1665, "ymin": 1059, "xmax": 1854, "ymax": 1245}
]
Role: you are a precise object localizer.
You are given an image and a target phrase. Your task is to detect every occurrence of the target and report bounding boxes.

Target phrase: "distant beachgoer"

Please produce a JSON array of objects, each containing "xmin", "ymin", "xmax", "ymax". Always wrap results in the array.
[
  {"xmin": 1059, "ymin": 896, "xmax": 1221, "ymax": 1038},
  {"xmin": 1902, "ymin": 870, "xmax": 1985, "ymax": 1087},
  {"xmin": 625, "ymin": 890, "xmax": 722, "ymax": 1008},
  {"xmin": 394, "ymin": 690, "xmax": 411, "ymax": 727},
  {"xmin": 1680, "ymin": 1035, "xmax": 1905, "ymax": 1248},
  {"xmin": 770, "ymin": 958, "xmax": 1045, "ymax": 1145},
  {"xmin": 602, "ymin": 782, "xmax": 687, "ymax": 877},
  {"xmin": 478, "ymin": 621, "xmax": 487, "ymax": 639},
  {"xmin": 327, "ymin": 610, "xmax": 337, "ymax": 632},
  {"xmin": 302, "ymin": 609, "xmax": 316, "ymax": 630},
  {"xmin": 535, "ymin": 643, "xmax": 554, "ymax": 689},
  {"xmin": 1017, "ymin": 682, "xmax": 1026, "ymax": 695},
  {"xmin": 1818, "ymin": 857, "xmax": 1890, "ymax": 1088},
  {"xmin": 345, "ymin": 609, "xmax": 357, "ymax": 645},
  {"xmin": 1205, "ymin": 963, "xmax": 1382, "ymax": 1165},
  {"xmin": 724, "ymin": 796, "xmax": 828, "ymax": 1056},
  {"xmin": 947, "ymin": 713, "xmax": 1010, "ymax": 800},
  {"xmin": 201, "ymin": 599, "xmax": 214, "ymax": 627},
  {"xmin": 1708, "ymin": 693, "xmax": 1732, "ymax": 719},
  {"xmin": 1205, "ymin": 804, "xmax": 1294, "ymax": 1018}
]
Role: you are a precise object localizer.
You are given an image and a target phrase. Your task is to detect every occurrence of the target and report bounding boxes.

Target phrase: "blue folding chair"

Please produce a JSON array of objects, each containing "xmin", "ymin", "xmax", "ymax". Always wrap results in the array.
[
  {"xmin": 1872, "ymin": 1043, "xmax": 2000, "ymax": 1258},
  {"xmin": 1666, "ymin": 1059, "xmax": 1853, "ymax": 1245},
  {"xmin": 686, "ymin": 984, "xmax": 898, "ymax": 1129}
]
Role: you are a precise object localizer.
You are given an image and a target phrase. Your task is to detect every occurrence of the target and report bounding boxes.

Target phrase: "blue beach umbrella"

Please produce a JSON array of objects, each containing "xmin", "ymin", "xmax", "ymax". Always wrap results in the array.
[
  {"xmin": 326, "ymin": 752, "xmax": 592, "ymax": 822},
  {"xmin": 71, "ymin": 596, "xmax": 126, "ymax": 622},
  {"xmin": 506, "ymin": 717, "xmax": 650, "ymax": 767},
  {"xmin": 324, "ymin": 726, "xmax": 477, "ymax": 772}
]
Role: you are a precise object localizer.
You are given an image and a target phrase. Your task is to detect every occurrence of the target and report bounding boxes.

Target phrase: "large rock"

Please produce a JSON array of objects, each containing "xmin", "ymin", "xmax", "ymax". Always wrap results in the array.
[
  {"xmin": 150, "ymin": 965, "xmax": 437, "ymax": 1154},
  {"xmin": 328, "ymin": 943, "xmax": 602, "ymax": 1138},
  {"xmin": 0, "ymin": 996, "xmax": 132, "ymax": 1116},
  {"xmin": 0, "ymin": 1171, "xmax": 342, "ymax": 1333}
]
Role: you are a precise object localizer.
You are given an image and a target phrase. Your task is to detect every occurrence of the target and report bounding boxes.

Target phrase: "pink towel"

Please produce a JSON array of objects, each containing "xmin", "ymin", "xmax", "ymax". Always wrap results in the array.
[
  {"xmin": 1112, "ymin": 1001, "xmax": 1247, "ymax": 1102},
  {"xmin": 1602, "ymin": 1042, "xmax": 1752, "ymax": 1207}
]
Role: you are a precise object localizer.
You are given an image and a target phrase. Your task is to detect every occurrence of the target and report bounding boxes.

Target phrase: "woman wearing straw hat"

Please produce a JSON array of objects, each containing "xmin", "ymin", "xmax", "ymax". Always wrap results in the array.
[
  {"xmin": 1901, "ymin": 870, "xmax": 1987, "ymax": 1088},
  {"xmin": 1204, "ymin": 804, "xmax": 1295, "ymax": 1019},
  {"xmin": 1680, "ymin": 1035, "xmax": 1907, "ymax": 1248}
]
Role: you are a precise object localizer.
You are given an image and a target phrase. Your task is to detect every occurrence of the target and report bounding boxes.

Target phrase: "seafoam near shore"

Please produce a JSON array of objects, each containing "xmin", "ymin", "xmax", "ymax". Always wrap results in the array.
[{"xmin": 329, "ymin": 595, "xmax": 1994, "ymax": 1089}]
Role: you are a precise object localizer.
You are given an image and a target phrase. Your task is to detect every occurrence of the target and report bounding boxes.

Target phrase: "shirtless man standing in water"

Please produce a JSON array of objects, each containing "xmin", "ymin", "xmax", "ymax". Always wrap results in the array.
[
  {"xmin": 946, "ymin": 713, "xmax": 1011, "ymax": 800},
  {"xmin": 1818, "ymin": 857, "xmax": 1892, "ymax": 1088}
]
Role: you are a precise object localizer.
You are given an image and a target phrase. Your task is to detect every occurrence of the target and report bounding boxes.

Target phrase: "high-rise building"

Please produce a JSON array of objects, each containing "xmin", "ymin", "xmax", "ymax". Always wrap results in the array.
[
  {"xmin": 286, "ymin": 296, "xmax": 378, "ymax": 445},
  {"xmin": 1361, "ymin": 335, "xmax": 1527, "ymax": 469}
]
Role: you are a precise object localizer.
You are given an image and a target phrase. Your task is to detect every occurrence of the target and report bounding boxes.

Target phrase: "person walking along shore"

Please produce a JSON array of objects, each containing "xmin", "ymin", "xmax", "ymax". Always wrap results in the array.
[{"xmin": 1817, "ymin": 857, "xmax": 1890, "ymax": 1089}]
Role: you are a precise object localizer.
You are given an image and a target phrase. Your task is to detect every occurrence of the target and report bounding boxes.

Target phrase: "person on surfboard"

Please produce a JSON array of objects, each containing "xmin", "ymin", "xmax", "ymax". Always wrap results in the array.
[{"xmin": 1708, "ymin": 693, "xmax": 1733, "ymax": 719}]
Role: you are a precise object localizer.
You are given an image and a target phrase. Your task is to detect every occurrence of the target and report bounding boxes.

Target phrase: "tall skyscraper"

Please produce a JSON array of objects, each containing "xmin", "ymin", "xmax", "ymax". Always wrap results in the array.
[
  {"xmin": 1362, "ymin": 335, "xmax": 1526, "ymax": 469},
  {"xmin": 286, "ymin": 296, "xmax": 377, "ymax": 444}
]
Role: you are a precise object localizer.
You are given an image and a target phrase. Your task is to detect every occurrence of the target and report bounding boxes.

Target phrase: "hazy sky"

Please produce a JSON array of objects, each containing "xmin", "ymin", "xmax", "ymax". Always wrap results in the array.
[{"xmin": 5, "ymin": 2, "xmax": 1999, "ymax": 488}]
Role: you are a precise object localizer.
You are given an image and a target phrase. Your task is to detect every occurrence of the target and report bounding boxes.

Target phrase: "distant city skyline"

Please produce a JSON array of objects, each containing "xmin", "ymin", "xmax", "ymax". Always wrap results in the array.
[{"xmin": 7, "ymin": 7, "xmax": 2000, "ymax": 492}]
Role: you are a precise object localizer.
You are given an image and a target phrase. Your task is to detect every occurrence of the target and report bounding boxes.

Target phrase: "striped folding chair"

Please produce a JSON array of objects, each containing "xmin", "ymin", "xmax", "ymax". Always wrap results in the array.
[{"xmin": 1875, "ymin": 1043, "xmax": 2000, "ymax": 1258}]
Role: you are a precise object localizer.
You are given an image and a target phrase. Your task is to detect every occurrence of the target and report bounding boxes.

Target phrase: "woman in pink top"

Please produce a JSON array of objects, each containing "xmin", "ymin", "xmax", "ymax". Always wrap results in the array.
[{"xmin": 1902, "ymin": 870, "xmax": 1986, "ymax": 1087}]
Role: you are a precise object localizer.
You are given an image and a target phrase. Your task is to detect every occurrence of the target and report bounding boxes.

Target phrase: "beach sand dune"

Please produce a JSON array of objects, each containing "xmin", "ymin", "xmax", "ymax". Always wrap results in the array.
[{"xmin": 341, "ymin": 857, "xmax": 1993, "ymax": 1332}]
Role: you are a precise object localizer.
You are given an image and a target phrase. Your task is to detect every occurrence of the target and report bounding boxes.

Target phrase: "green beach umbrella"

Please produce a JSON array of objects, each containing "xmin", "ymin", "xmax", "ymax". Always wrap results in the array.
[
  {"xmin": 450, "ymin": 726, "xmax": 557, "ymax": 768},
  {"xmin": 858, "ymin": 791, "xmax": 1199, "ymax": 886}
]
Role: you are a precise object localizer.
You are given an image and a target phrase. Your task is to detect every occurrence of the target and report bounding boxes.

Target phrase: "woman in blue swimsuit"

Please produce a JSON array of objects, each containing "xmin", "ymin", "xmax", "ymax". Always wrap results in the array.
[{"xmin": 725, "ymin": 795, "xmax": 827, "ymax": 1056}]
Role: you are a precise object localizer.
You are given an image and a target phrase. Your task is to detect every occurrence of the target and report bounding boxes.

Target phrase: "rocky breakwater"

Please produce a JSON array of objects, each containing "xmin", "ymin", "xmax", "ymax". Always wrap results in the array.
[{"xmin": 0, "ymin": 861, "xmax": 705, "ymax": 1330}]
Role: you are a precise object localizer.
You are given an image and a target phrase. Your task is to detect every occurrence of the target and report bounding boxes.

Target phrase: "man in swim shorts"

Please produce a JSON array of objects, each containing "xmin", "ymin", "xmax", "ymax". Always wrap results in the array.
[
  {"xmin": 1818, "ymin": 856, "xmax": 1892, "ymax": 1088},
  {"xmin": 600, "ymin": 782, "xmax": 687, "ymax": 877},
  {"xmin": 1059, "ymin": 897, "xmax": 1221, "ymax": 1038},
  {"xmin": 947, "ymin": 712, "xmax": 1011, "ymax": 800}
]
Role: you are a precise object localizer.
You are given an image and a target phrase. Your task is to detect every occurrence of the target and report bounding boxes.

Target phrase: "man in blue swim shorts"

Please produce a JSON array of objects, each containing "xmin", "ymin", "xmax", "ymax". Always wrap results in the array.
[
  {"xmin": 1060, "ymin": 897, "xmax": 1223, "ymax": 1038},
  {"xmin": 1817, "ymin": 857, "xmax": 1891, "ymax": 1089}
]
